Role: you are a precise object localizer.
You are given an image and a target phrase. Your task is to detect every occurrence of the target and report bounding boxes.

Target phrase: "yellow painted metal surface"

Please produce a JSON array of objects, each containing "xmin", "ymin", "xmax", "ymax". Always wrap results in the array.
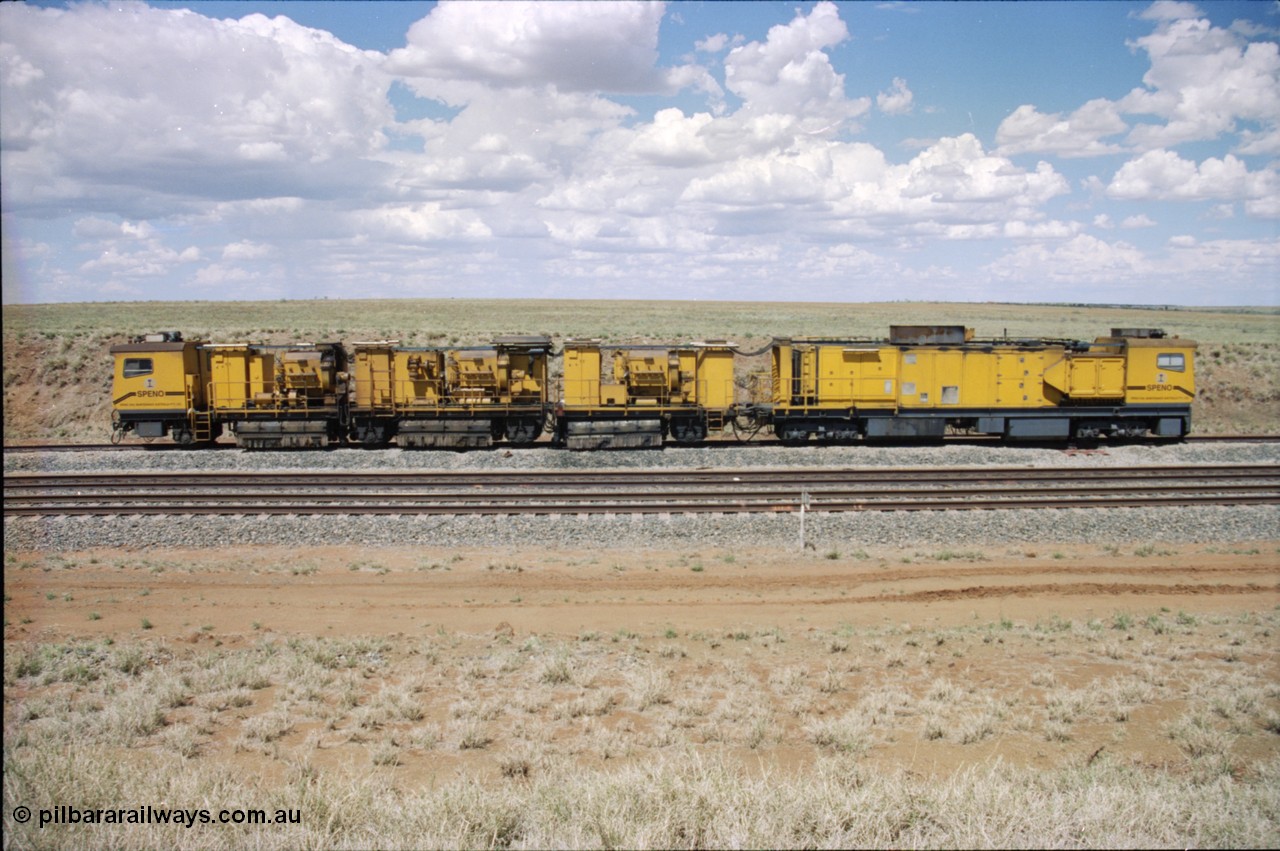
[
  {"xmin": 695, "ymin": 346, "xmax": 736, "ymax": 411},
  {"xmin": 1044, "ymin": 353, "xmax": 1126, "ymax": 400},
  {"xmin": 110, "ymin": 341, "xmax": 203, "ymax": 414},
  {"xmin": 501, "ymin": 344, "xmax": 548, "ymax": 403},
  {"xmin": 613, "ymin": 351, "xmax": 670, "ymax": 401},
  {"xmin": 1119, "ymin": 337, "xmax": 1197, "ymax": 404},
  {"xmin": 449, "ymin": 351, "xmax": 502, "ymax": 403},
  {"xmin": 562, "ymin": 341, "xmax": 736, "ymax": 414},
  {"xmin": 352, "ymin": 342, "xmax": 549, "ymax": 413},
  {"xmin": 770, "ymin": 331, "xmax": 1196, "ymax": 413},
  {"xmin": 562, "ymin": 343, "xmax": 602, "ymax": 408},
  {"xmin": 207, "ymin": 346, "xmax": 273, "ymax": 411},
  {"xmin": 204, "ymin": 344, "xmax": 340, "ymax": 414},
  {"xmin": 993, "ymin": 350, "xmax": 1056, "ymax": 407},
  {"xmin": 352, "ymin": 345, "xmax": 444, "ymax": 411}
]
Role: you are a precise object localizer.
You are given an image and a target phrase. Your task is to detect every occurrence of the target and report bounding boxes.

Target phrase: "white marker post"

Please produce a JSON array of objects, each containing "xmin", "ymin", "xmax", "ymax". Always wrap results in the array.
[{"xmin": 800, "ymin": 489, "xmax": 809, "ymax": 551}]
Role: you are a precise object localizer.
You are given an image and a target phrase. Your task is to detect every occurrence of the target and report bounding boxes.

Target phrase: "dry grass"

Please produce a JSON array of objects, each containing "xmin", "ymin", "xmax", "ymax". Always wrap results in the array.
[
  {"xmin": 5, "ymin": 608, "xmax": 1279, "ymax": 848},
  {"xmin": 5, "ymin": 298, "xmax": 1278, "ymax": 345},
  {"xmin": 1193, "ymin": 342, "xmax": 1280, "ymax": 434},
  {"xmin": 7, "ymin": 745, "xmax": 1278, "ymax": 849}
]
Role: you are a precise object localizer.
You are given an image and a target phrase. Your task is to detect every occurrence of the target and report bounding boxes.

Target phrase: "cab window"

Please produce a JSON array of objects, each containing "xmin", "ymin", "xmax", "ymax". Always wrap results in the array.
[
  {"xmin": 1156, "ymin": 353, "xmax": 1185, "ymax": 372},
  {"xmin": 123, "ymin": 358, "xmax": 153, "ymax": 378}
]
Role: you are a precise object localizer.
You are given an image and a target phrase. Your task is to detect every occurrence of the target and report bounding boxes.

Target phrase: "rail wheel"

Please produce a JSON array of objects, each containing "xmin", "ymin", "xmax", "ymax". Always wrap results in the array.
[
  {"xmin": 352, "ymin": 422, "xmax": 391, "ymax": 447},
  {"xmin": 776, "ymin": 424, "xmax": 809, "ymax": 445},
  {"xmin": 670, "ymin": 418, "xmax": 706, "ymax": 444},
  {"xmin": 505, "ymin": 418, "xmax": 541, "ymax": 445}
]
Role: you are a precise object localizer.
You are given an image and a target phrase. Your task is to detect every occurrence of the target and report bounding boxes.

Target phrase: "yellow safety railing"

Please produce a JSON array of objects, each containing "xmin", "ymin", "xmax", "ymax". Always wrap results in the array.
[
  {"xmin": 348, "ymin": 376, "xmax": 546, "ymax": 415},
  {"xmin": 205, "ymin": 379, "xmax": 333, "ymax": 415}
]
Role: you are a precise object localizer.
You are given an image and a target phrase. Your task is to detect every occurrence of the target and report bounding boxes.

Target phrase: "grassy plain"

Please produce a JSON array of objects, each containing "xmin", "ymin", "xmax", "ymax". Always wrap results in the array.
[
  {"xmin": 3, "ymin": 298, "xmax": 1279, "ymax": 441},
  {"xmin": 4, "ymin": 543, "xmax": 1280, "ymax": 849},
  {"xmin": 5, "ymin": 297, "xmax": 1280, "ymax": 343}
]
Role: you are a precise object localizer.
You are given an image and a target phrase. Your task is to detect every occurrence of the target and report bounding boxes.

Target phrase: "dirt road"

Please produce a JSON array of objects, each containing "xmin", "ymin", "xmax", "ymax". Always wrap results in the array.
[{"xmin": 6, "ymin": 543, "xmax": 1275, "ymax": 641}]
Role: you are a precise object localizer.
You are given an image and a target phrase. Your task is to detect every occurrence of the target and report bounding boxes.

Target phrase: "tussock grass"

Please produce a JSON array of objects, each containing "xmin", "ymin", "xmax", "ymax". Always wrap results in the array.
[
  {"xmin": 7, "ymin": 299, "xmax": 1278, "ymax": 345},
  {"xmin": 5, "ymin": 746, "xmax": 1278, "ymax": 849},
  {"xmin": 5, "ymin": 609, "xmax": 1280, "ymax": 848}
]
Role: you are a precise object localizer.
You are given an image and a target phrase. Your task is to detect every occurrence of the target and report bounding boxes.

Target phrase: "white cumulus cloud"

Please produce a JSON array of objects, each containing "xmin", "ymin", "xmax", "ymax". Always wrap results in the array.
[
  {"xmin": 994, "ymin": 2, "xmax": 1279, "ymax": 160},
  {"xmin": 1120, "ymin": 12, "xmax": 1280, "ymax": 150},
  {"xmin": 387, "ymin": 1, "xmax": 683, "ymax": 96},
  {"xmin": 996, "ymin": 100, "xmax": 1127, "ymax": 158},
  {"xmin": 1105, "ymin": 149, "xmax": 1278, "ymax": 207},
  {"xmin": 0, "ymin": 1, "xmax": 393, "ymax": 217},
  {"xmin": 1, "ymin": 0, "xmax": 1274, "ymax": 305},
  {"xmin": 723, "ymin": 1, "xmax": 868, "ymax": 128},
  {"xmin": 221, "ymin": 240, "xmax": 272, "ymax": 260},
  {"xmin": 985, "ymin": 234, "xmax": 1150, "ymax": 283},
  {"xmin": 876, "ymin": 78, "xmax": 914, "ymax": 115}
]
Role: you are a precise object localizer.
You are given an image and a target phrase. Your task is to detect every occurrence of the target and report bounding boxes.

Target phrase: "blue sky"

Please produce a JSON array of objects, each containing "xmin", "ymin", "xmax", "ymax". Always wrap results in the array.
[{"xmin": 2, "ymin": 1, "xmax": 1277, "ymax": 305}]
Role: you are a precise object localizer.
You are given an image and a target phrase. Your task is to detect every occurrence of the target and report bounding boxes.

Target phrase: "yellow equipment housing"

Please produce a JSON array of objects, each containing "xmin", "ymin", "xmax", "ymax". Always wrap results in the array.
[
  {"xmin": 562, "ymin": 342, "xmax": 736, "ymax": 409},
  {"xmin": 205, "ymin": 343, "xmax": 342, "ymax": 412},
  {"xmin": 768, "ymin": 326, "xmax": 1195, "ymax": 440},
  {"xmin": 110, "ymin": 323, "xmax": 1196, "ymax": 450},
  {"xmin": 110, "ymin": 332, "xmax": 212, "ymax": 444},
  {"xmin": 351, "ymin": 345, "xmax": 446, "ymax": 412},
  {"xmin": 559, "ymin": 340, "xmax": 737, "ymax": 448},
  {"xmin": 348, "ymin": 336, "xmax": 551, "ymax": 448},
  {"xmin": 203, "ymin": 341, "xmax": 346, "ymax": 448}
]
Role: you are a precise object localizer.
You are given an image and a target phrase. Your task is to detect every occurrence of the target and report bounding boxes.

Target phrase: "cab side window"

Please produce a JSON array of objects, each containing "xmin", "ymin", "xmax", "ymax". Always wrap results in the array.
[
  {"xmin": 123, "ymin": 358, "xmax": 153, "ymax": 378},
  {"xmin": 1156, "ymin": 353, "xmax": 1184, "ymax": 372}
]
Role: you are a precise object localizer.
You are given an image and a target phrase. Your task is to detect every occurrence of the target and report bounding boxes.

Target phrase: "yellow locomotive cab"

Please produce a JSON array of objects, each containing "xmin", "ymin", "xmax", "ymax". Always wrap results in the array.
[{"xmin": 110, "ymin": 332, "xmax": 211, "ymax": 444}]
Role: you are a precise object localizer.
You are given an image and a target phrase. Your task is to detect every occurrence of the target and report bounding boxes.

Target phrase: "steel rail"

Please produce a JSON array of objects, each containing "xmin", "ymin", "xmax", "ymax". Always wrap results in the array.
[
  {"xmin": 6, "ymin": 464, "xmax": 1279, "ymax": 491},
  {"xmin": 8, "ymin": 482, "xmax": 1278, "ymax": 509},
  {"xmin": 7, "ymin": 468, "xmax": 1279, "ymax": 516},
  {"xmin": 8, "ymin": 465, "xmax": 1277, "ymax": 517},
  {"xmin": 5, "ymin": 434, "xmax": 1280, "ymax": 453},
  {"xmin": 5, "ymin": 493, "xmax": 1278, "ymax": 517}
]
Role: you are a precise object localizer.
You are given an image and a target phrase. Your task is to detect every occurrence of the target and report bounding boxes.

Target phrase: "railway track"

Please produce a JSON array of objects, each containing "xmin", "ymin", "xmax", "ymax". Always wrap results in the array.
[
  {"xmin": 6, "ymin": 465, "xmax": 1278, "ymax": 517},
  {"xmin": 5, "ymin": 435, "xmax": 1280, "ymax": 454}
]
